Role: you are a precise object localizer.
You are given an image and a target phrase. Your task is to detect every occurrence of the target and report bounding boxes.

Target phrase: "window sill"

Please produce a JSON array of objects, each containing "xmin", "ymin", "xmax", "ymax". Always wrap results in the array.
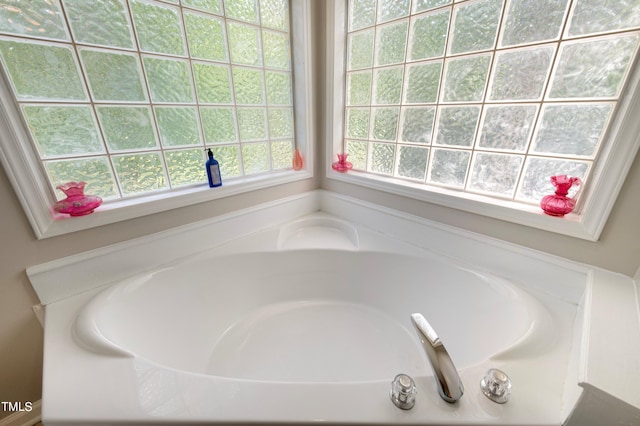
[
  {"xmin": 37, "ymin": 169, "xmax": 312, "ymax": 239},
  {"xmin": 326, "ymin": 168, "xmax": 598, "ymax": 241}
]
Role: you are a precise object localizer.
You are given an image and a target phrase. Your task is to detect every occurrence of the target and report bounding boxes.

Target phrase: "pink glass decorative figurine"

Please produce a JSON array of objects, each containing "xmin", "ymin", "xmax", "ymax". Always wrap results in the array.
[
  {"xmin": 53, "ymin": 181, "xmax": 102, "ymax": 217},
  {"xmin": 292, "ymin": 148, "xmax": 304, "ymax": 171},
  {"xmin": 332, "ymin": 153, "xmax": 353, "ymax": 173},
  {"xmin": 540, "ymin": 175, "xmax": 581, "ymax": 217}
]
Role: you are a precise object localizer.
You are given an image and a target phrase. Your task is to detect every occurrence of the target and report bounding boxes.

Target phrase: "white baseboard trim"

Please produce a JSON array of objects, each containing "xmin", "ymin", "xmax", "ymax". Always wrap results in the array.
[{"xmin": 0, "ymin": 400, "xmax": 41, "ymax": 426}]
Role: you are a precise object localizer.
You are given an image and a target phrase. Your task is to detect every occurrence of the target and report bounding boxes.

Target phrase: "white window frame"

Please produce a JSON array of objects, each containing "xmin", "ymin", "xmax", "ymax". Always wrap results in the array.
[
  {"xmin": 0, "ymin": 0, "xmax": 314, "ymax": 239},
  {"xmin": 325, "ymin": 0, "xmax": 640, "ymax": 241}
]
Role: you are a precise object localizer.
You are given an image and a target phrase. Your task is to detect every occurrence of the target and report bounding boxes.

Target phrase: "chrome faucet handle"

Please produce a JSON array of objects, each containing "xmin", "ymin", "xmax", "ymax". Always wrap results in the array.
[
  {"xmin": 390, "ymin": 373, "xmax": 417, "ymax": 410},
  {"xmin": 480, "ymin": 368, "xmax": 512, "ymax": 403},
  {"xmin": 411, "ymin": 313, "xmax": 464, "ymax": 403}
]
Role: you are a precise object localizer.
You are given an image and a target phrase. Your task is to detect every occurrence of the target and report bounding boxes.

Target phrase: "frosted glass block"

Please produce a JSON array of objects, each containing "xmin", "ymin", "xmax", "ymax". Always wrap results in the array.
[
  {"xmin": 201, "ymin": 107, "xmax": 237, "ymax": 143},
  {"xmin": 228, "ymin": 22, "xmax": 261, "ymax": 66},
  {"xmin": 64, "ymin": 0, "xmax": 134, "ymax": 49},
  {"xmin": 469, "ymin": 153, "xmax": 523, "ymax": 196},
  {"xmin": 225, "ymin": 0, "xmax": 258, "ymax": 23},
  {"xmin": 143, "ymin": 57, "xmax": 194, "ymax": 103},
  {"xmin": 373, "ymin": 67, "xmax": 403, "ymax": 105},
  {"xmin": 96, "ymin": 106, "xmax": 158, "ymax": 151},
  {"xmin": 113, "ymin": 152, "xmax": 167, "ymax": 195},
  {"xmin": 210, "ymin": 145, "xmax": 241, "ymax": 177},
  {"xmin": 23, "ymin": 105, "xmax": 104, "ymax": 158},
  {"xmin": 346, "ymin": 108, "xmax": 370, "ymax": 139},
  {"xmin": 396, "ymin": 145, "xmax": 429, "ymax": 180},
  {"xmin": 348, "ymin": 29, "xmax": 374, "ymax": 70},
  {"xmin": 428, "ymin": 148, "xmax": 470, "ymax": 187},
  {"xmin": 569, "ymin": 0, "xmax": 640, "ymax": 37},
  {"xmin": 266, "ymin": 71, "xmax": 292, "ymax": 105},
  {"xmin": 242, "ymin": 142, "xmax": 269, "ymax": 174},
  {"xmin": 349, "ymin": 0, "xmax": 376, "ymax": 31},
  {"xmin": 516, "ymin": 157, "xmax": 590, "ymax": 202},
  {"xmin": 414, "ymin": 0, "xmax": 451, "ymax": 13},
  {"xmin": 45, "ymin": 157, "xmax": 118, "ymax": 200},
  {"xmin": 260, "ymin": 0, "xmax": 289, "ymax": 31},
  {"xmin": 549, "ymin": 36, "xmax": 638, "ymax": 99},
  {"xmin": 165, "ymin": 149, "xmax": 205, "ymax": 187},
  {"xmin": 404, "ymin": 62, "xmax": 442, "ymax": 103},
  {"xmin": 0, "ymin": 40, "xmax": 86, "ymax": 101},
  {"xmin": 263, "ymin": 30, "xmax": 290, "ymax": 69},
  {"xmin": 478, "ymin": 105, "xmax": 537, "ymax": 152},
  {"xmin": 375, "ymin": 21, "xmax": 408, "ymax": 66},
  {"xmin": 346, "ymin": 140, "xmax": 368, "ymax": 170},
  {"xmin": 80, "ymin": 49, "xmax": 146, "ymax": 102},
  {"xmin": 442, "ymin": 54, "xmax": 491, "ymax": 102},
  {"xmin": 182, "ymin": 0, "xmax": 222, "ymax": 14},
  {"xmin": 268, "ymin": 108, "xmax": 293, "ymax": 139},
  {"xmin": 185, "ymin": 12, "xmax": 227, "ymax": 61},
  {"xmin": 347, "ymin": 71, "xmax": 372, "ymax": 106},
  {"xmin": 271, "ymin": 140, "xmax": 294, "ymax": 170},
  {"xmin": 211, "ymin": 145, "xmax": 242, "ymax": 179},
  {"xmin": 450, "ymin": 0, "xmax": 502, "ymax": 54},
  {"xmin": 237, "ymin": 108, "xmax": 267, "ymax": 141},
  {"xmin": 378, "ymin": 0, "xmax": 411, "ymax": 23},
  {"xmin": 372, "ymin": 108, "xmax": 399, "ymax": 141},
  {"xmin": 409, "ymin": 10, "xmax": 449, "ymax": 61},
  {"xmin": 489, "ymin": 46, "xmax": 554, "ymax": 101},
  {"xmin": 233, "ymin": 67, "xmax": 265, "ymax": 104},
  {"xmin": 531, "ymin": 104, "xmax": 613, "ymax": 157},
  {"xmin": 155, "ymin": 107, "xmax": 201, "ymax": 147},
  {"xmin": 0, "ymin": 0, "xmax": 68, "ymax": 41},
  {"xmin": 501, "ymin": 0, "xmax": 569, "ymax": 47},
  {"xmin": 193, "ymin": 63, "xmax": 232, "ymax": 103},
  {"xmin": 401, "ymin": 107, "xmax": 435, "ymax": 143},
  {"xmin": 370, "ymin": 142, "xmax": 395, "ymax": 175},
  {"xmin": 130, "ymin": 0, "xmax": 185, "ymax": 56},
  {"xmin": 435, "ymin": 106, "xmax": 481, "ymax": 146}
]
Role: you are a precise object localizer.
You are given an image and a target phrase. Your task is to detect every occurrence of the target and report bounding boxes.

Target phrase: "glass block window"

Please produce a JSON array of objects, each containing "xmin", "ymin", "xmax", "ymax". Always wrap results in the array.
[
  {"xmin": 0, "ymin": 0, "xmax": 295, "ymax": 201},
  {"xmin": 343, "ymin": 0, "xmax": 640, "ymax": 204}
]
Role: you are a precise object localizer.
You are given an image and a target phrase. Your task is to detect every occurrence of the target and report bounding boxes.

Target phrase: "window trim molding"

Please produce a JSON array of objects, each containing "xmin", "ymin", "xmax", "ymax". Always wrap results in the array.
[
  {"xmin": 325, "ymin": 0, "xmax": 640, "ymax": 242},
  {"xmin": 0, "ymin": 0, "xmax": 315, "ymax": 240}
]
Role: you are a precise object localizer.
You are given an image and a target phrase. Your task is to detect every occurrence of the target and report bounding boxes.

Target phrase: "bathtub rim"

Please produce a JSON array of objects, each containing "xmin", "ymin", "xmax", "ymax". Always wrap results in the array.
[{"xmin": 27, "ymin": 191, "xmax": 592, "ymax": 308}]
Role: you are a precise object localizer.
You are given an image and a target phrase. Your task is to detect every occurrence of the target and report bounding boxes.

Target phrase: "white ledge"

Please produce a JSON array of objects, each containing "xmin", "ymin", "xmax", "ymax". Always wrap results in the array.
[{"xmin": 327, "ymin": 170, "xmax": 595, "ymax": 241}]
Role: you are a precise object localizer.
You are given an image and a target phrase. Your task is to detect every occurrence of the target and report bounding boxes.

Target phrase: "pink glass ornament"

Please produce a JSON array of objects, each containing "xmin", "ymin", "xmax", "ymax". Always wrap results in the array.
[
  {"xmin": 53, "ymin": 181, "xmax": 102, "ymax": 217},
  {"xmin": 292, "ymin": 148, "xmax": 304, "ymax": 171},
  {"xmin": 332, "ymin": 153, "xmax": 353, "ymax": 173},
  {"xmin": 540, "ymin": 175, "xmax": 581, "ymax": 217}
]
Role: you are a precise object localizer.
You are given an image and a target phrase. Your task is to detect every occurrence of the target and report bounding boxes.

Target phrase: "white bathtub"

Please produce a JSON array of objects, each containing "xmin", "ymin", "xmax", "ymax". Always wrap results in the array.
[
  {"xmin": 75, "ymin": 248, "xmax": 551, "ymax": 384},
  {"xmin": 34, "ymin": 210, "xmax": 589, "ymax": 426}
]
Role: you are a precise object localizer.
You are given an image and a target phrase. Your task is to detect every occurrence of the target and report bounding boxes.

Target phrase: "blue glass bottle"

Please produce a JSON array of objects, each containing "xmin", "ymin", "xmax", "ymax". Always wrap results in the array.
[{"xmin": 205, "ymin": 148, "xmax": 222, "ymax": 187}]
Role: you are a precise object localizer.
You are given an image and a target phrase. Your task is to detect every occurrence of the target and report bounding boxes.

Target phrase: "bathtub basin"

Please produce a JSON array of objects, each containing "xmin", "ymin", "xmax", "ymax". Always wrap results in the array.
[{"xmin": 75, "ymin": 250, "xmax": 547, "ymax": 384}]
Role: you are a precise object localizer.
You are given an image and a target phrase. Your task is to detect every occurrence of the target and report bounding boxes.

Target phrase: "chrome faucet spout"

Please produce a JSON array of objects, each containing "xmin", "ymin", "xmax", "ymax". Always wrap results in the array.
[{"xmin": 410, "ymin": 313, "xmax": 464, "ymax": 403}]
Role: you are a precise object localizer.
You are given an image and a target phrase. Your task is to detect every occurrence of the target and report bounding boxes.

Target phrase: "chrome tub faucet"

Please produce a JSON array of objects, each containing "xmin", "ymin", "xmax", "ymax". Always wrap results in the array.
[{"xmin": 411, "ymin": 313, "xmax": 464, "ymax": 403}]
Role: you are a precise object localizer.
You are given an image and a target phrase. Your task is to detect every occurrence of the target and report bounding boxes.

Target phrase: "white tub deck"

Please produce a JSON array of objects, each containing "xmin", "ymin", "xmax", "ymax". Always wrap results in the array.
[{"xmin": 28, "ymin": 190, "xmax": 640, "ymax": 425}]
